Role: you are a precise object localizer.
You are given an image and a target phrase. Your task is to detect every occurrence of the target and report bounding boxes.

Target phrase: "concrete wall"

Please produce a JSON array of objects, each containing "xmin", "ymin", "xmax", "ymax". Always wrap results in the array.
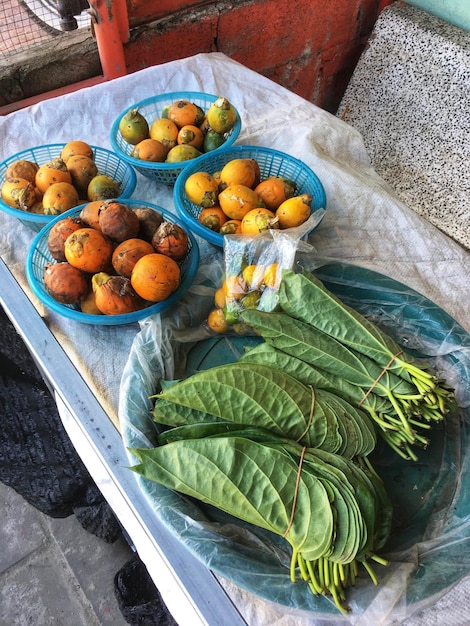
[{"xmin": 1, "ymin": 0, "xmax": 394, "ymax": 114}]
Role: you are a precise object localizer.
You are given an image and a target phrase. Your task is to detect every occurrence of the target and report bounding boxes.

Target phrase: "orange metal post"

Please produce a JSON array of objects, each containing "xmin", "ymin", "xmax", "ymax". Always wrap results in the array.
[{"xmin": 89, "ymin": 0, "xmax": 129, "ymax": 80}]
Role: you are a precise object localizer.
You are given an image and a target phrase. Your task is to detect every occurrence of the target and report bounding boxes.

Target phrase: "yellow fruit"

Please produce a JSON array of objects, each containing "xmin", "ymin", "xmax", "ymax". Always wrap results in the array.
[
  {"xmin": 42, "ymin": 182, "xmax": 80, "ymax": 215},
  {"xmin": 207, "ymin": 307, "xmax": 230, "ymax": 334},
  {"xmin": 206, "ymin": 97, "xmax": 237, "ymax": 134},
  {"xmin": 1, "ymin": 177, "xmax": 37, "ymax": 211},
  {"xmin": 263, "ymin": 263, "xmax": 280, "ymax": 288},
  {"xmin": 276, "ymin": 193, "xmax": 312, "ymax": 228},
  {"xmin": 184, "ymin": 172, "xmax": 219, "ymax": 208},
  {"xmin": 149, "ymin": 118, "xmax": 179, "ymax": 149},
  {"xmin": 241, "ymin": 208, "xmax": 279, "ymax": 234},
  {"xmin": 219, "ymin": 158, "xmax": 259, "ymax": 188},
  {"xmin": 218, "ymin": 184, "xmax": 260, "ymax": 220}
]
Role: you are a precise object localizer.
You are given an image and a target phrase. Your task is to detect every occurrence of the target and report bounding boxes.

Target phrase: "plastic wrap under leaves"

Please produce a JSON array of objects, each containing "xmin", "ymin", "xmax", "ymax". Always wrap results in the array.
[{"xmin": 119, "ymin": 256, "xmax": 470, "ymax": 624}]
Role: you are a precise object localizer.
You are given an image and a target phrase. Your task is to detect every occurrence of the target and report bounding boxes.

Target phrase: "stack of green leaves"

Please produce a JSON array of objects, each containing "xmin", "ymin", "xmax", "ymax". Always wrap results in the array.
[
  {"xmin": 131, "ymin": 436, "xmax": 391, "ymax": 614},
  {"xmin": 240, "ymin": 269, "xmax": 457, "ymax": 461}
]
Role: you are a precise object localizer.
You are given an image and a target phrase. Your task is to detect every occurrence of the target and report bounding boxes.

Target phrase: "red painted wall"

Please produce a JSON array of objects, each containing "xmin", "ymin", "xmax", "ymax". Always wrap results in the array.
[{"xmin": 123, "ymin": 0, "xmax": 395, "ymax": 112}]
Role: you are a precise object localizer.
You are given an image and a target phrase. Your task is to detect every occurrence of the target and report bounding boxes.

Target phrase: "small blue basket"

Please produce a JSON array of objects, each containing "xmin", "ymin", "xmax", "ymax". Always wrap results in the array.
[
  {"xmin": 26, "ymin": 200, "xmax": 200, "ymax": 325},
  {"xmin": 173, "ymin": 145, "xmax": 327, "ymax": 247},
  {"xmin": 0, "ymin": 144, "xmax": 137, "ymax": 232},
  {"xmin": 109, "ymin": 92, "xmax": 242, "ymax": 186}
]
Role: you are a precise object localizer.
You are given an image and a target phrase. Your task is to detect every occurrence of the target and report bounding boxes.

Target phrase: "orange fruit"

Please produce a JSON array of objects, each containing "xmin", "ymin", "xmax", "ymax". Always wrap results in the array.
[
  {"xmin": 177, "ymin": 125, "xmax": 204, "ymax": 150},
  {"xmin": 276, "ymin": 194, "xmax": 312, "ymax": 228},
  {"xmin": 149, "ymin": 118, "xmax": 179, "ymax": 149},
  {"xmin": 42, "ymin": 182, "xmax": 80, "ymax": 215},
  {"xmin": 219, "ymin": 158, "xmax": 260, "ymax": 188},
  {"xmin": 241, "ymin": 208, "xmax": 279, "ymax": 234},
  {"xmin": 219, "ymin": 219, "xmax": 242, "ymax": 235},
  {"xmin": 254, "ymin": 176, "xmax": 297, "ymax": 211},
  {"xmin": 64, "ymin": 228, "xmax": 114, "ymax": 273},
  {"xmin": 131, "ymin": 253, "xmax": 181, "ymax": 302},
  {"xmin": 1, "ymin": 177, "xmax": 37, "ymax": 210},
  {"xmin": 131, "ymin": 138, "xmax": 168, "ymax": 162},
  {"xmin": 167, "ymin": 100, "xmax": 205, "ymax": 128},
  {"xmin": 222, "ymin": 274, "xmax": 247, "ymax": 300},
  {"xmin": 198, "ymin": 206, "xmax": 228, "ymax": 231},
  {"xmin": 35, "ymin": 159, "xmax": 72, "ymax": 194},
  {"xmin": 80, "ymin": 200, "xmax": 105, "ymax": 229},
  {"xmin": 60, "ymin": 140, "xmax": 94, "ymax": 163},
  {"xmin": 207, "ymin": 307, "xmax": 230, "ymax": 334},
  {"xmin": 218, "ymin": 184, "xmax": 260, "ymax": 220},
  {"xmin": 184, "ymin": 172, "xmax": 219, "ymax": 208}
]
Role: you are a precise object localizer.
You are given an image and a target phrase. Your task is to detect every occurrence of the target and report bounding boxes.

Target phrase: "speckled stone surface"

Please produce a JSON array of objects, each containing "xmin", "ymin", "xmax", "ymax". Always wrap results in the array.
[{"xmin": 337, "ymin": 2, "xmax": 470, "ymax": 250}]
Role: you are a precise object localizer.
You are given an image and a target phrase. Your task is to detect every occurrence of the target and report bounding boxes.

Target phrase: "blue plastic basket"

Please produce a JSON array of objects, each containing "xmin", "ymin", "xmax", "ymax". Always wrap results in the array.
[
  {"xmin": 109, "ymin": 92, "xmax": 242, "ymax": 186},
  {"xmin": 173, "ymin": 145, "xmax": 327, "ymax": 247},
  {"xmin": 26, "ymin": 200, "xmax": 200, "ymax": 325},
  {"xmin": 0, "ymin": 144, "xmax": 137, "ymax": 232}
]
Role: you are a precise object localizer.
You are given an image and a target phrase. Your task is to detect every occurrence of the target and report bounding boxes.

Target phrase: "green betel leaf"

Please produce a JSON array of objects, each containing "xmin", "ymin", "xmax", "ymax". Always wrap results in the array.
[
  {"xmin": 155, "ymin": 362, "xmax": 331, "ymax": 447},
  {"xmin": 279, "ymin": 269, "xmax": 415, "ymax": 380},
  {"xmin": 130, "ymin": 437, "xmax": 335, "ymax": 560}
]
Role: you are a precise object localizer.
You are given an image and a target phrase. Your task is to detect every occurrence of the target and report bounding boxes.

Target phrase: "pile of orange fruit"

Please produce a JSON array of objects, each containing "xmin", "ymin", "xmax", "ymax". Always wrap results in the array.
[
  {"xmin": 119, "ymin": 96, "xmax": 238, "ymax": 164},
  {"xmin": 1, "ymin": 140, "xmax": 123, "ymax": 216},
  {"xmin": 184, "ymin": 157, "xmax": 313, "ymax": 236},
  {"xmin": 43, "ymin": 200, "xmax": 190, "ymax": 316}
]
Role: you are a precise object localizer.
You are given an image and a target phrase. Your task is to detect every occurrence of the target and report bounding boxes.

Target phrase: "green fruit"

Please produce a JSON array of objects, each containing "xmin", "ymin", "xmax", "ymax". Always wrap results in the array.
[
  {"xmin": 119, "ymin": 109, "xmax": 150, "ymax": 145},
  {"xmin": 203, "ymin": 129, "xmax": 226, "ymax": 152}
]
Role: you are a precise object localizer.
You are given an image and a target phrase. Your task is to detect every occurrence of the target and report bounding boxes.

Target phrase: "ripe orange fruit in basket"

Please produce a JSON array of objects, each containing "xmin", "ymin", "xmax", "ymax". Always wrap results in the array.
[
  {"xmin": 218, "ymin": 184, "xmax": 260, "ymax": 220},
  {"xmin": 64, "ymin": 227, "xmax": 114, "ymax": 273},
  {"xmin": 254, "ymin": 176, "xmax": 297, "ymax": 211},
  {"xmin": 167, "ymin": 100, "xmax": 205, "ymax": 128},
  {"xmin": 131, "ymin": 138, "xmax": 168, "ymax": 163},
  {"xmin": 177, "ymin": 125, "xmax": 204, "ymax": 150},
  {"xmin": 131, "ymin": 253, "xmax": 181, "ymax": 303},
  {"xmin": 152, "ymin": 222, "xmax": 189, "ymax": 262},
  {"xmin": 42, "ymin": 182, "xmax": 80, "ymax": 215},
  {"xmin": 80, "ymin": 200, "xmax": 105, "ymax": 229},
  {"xmin": 198, "ymin": 206, "xmax": 228, "ymax": 232},
  {"xmin": 112, "ymin": 238, "xmax": 155, "ymax": 278},
  {"xmin": 184, "ymin": 172, "xmax": 219, "ymax": 208},
  {"xmin": 241, "ymin": 208, "xmax": 279, "ymax": 235},
  {"xmin": 275, "ymin": 193, "xmax": 312, "ymax": 228},
  {"xmin": 219, "ymin": 158, "xmax": 260, "ymax": 189},
  {"xmin": 43, "ymin": 262, "xmax": 90, "ymax": 305},
  {"xmin": 35, "ymin": 159, "xmax": 73, "ymax": 194},
  {"xmin": 149, "ymin": 118, "xmax": 179, "ymax": 150},
  {"xmin": 60, "ymin": 140, "xmax": 94, "ymax": 163},
  {"xmin": 1, "ymin": 177, "xmax": 37, "ymax": 211}
]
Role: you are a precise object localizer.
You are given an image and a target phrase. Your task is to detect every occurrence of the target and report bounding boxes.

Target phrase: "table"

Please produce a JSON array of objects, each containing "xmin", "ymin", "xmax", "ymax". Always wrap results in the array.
[{"xmin": 1, "ymin": 52, "xmax": 469, "ymax": 626}]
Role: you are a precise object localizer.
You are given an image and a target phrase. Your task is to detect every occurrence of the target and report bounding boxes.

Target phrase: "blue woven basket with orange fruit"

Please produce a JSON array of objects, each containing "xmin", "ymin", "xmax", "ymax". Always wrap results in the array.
[
  {"xmin": 109, "ymin": 92, "xmax": 242, "ymax": 186},
  {"xmin": 173, "ymin": 145, "xmax": 327, "ymax": 247}
]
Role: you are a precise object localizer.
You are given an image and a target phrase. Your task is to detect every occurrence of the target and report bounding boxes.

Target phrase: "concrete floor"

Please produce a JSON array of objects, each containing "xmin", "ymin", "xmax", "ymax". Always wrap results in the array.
[{"xmin": 0, "ymin": 477, "xmax": 135, "ymax": 626}]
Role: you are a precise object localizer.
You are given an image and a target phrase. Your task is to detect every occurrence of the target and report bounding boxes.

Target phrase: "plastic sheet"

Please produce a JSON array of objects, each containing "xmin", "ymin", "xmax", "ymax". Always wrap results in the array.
[{"xmin": 119, "ymin": 254, "xmax": 470, "ymax": 625}]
